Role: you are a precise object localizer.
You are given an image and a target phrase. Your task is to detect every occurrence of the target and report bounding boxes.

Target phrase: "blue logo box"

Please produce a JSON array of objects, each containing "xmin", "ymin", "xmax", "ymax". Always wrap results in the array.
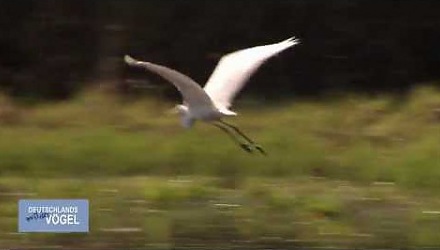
[{"xmin": 18, "ymin": 199, "xmax": 89, "ymax": 233}]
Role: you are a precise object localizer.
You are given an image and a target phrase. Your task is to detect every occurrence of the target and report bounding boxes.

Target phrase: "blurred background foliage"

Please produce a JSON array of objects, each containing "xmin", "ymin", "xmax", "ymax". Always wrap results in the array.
[{"xmin": 0, "ymin": 0, "xmax": 439, "ymax": 101}]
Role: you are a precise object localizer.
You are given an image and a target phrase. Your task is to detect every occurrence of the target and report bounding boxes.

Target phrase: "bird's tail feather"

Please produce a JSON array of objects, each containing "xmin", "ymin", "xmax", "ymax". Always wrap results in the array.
[{"xmin": 219, "ymin": 108, "xmax": 237, "ymax": 116}]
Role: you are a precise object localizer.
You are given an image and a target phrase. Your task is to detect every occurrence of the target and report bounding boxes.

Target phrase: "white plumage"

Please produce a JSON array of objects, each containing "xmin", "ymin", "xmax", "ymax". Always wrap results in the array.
[
  {"xmin": 204, "ymin": 37, "xmax": 299, "ymax": 110},
  {"xmin": 124, "ymin": 37, "xmax": 299, "ymax": 154}
]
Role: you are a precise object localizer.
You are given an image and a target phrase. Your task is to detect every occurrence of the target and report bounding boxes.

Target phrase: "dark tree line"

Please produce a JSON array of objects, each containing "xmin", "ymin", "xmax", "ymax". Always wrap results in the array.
[{"xmin": 0, "ymin": 0, "xmax": 439, "ymax": 101}]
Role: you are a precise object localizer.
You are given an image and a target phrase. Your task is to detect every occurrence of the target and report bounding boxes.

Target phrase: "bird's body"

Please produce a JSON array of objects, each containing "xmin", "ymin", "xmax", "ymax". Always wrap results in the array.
[
  {"xmin": 175, "ymin": 104, "xmax": 223, "ymax": 128},
  {"xmin": 124, "ymin": 37, "xmax": 300, "ymax": 153}
]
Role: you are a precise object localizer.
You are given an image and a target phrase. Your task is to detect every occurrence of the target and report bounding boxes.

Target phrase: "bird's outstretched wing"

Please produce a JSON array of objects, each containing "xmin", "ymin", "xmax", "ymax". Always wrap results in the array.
[
  {"xmin": 203, "ymin": 37, "xmax": 300, "ymax": 109},
  {"xmin": 124, "ymin": 55, "xmax": 214, "ymax": 108}
]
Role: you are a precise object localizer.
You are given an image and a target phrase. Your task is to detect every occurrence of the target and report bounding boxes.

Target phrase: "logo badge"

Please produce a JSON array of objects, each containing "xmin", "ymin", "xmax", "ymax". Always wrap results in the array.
[{"xmin": 18, "ymin": 199, "xmax": 89, "ymax": 233}]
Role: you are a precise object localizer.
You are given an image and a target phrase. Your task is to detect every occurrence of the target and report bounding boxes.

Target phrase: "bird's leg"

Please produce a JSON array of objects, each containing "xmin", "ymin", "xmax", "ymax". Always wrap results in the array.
[
  {"xmin": 213, "ymin": 123, "xmax": 253, "ymax": 153},
  {"xmin": 219, "ymin": 121, "xmax": 267, "ymax": 155}
]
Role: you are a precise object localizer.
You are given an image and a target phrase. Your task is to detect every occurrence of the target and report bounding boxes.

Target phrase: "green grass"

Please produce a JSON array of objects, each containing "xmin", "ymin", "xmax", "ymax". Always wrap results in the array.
[
  {"xmin": 0, "ymin": 84, "xmax": 439, "ymax": 248},
  {"xmin": 1, "ymin": 177, "xmax": 440, "ymax": 248},
  {"xmin": 0, "ymin": 85, "xmax": 439, "ymax": 190}
]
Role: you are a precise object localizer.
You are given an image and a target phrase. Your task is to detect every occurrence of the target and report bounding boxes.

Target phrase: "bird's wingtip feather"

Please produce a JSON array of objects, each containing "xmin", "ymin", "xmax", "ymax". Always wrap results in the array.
[
  {"xmin": 283, "ymin": 36, "xmax": 300, "ymax": 46},
  {"xmin": 124, "ymin": 55, "xmax": 137, "ymax": 65}
]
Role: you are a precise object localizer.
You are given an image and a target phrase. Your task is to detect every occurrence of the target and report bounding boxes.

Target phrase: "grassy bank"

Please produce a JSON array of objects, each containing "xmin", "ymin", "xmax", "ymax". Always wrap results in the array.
[
  {"xmin": 0, "ymin": 85, "xmax": 439, "ymax": 190},
  {"xmin": 0, "ymin": 85, "xmax": 439, "ymax": 248}
]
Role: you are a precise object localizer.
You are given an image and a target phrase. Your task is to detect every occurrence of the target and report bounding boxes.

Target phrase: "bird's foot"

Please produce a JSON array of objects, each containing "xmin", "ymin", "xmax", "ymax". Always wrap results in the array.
[
  {"xmin": 253, "ymin": 144, "xmax": 267, "ymax": 155},
  {"xmin": 240, "ymin": 143, "xmax": 253, "ymax": 153}
]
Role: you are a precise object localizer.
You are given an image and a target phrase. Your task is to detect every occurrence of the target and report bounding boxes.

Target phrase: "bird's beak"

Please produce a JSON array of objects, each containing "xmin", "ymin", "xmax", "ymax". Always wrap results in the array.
[{"xmin": 166, "ymin": 107, "xmax": 179, "ymax": 115}]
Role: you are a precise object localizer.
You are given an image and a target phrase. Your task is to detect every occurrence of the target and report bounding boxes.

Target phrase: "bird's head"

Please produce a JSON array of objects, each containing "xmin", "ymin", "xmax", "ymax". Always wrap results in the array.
[{"xmin": 167, "ymin": 104, "xmax": 189, "ymax": 116}]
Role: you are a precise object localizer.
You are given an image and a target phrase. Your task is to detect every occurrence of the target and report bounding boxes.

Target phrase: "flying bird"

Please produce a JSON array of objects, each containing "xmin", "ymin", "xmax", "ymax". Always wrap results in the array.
[{"xmin": 124, "ymin": 37, "xmax": 300, "ymax": 154}]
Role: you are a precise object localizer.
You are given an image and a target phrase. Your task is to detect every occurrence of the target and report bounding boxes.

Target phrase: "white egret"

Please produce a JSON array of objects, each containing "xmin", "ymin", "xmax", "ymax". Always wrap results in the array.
[{"xmin": 124, "ymin": 37, "xmax": 300, "ymax": 154}]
